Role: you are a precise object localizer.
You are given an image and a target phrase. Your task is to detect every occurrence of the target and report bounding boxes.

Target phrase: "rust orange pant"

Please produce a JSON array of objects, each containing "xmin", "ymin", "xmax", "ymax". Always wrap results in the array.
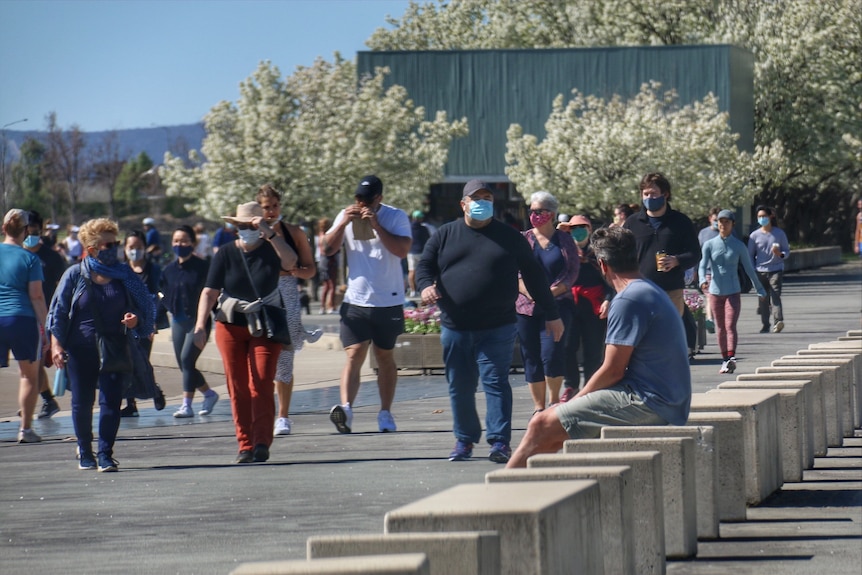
[{"xmin": 215, "ymin": 321, "xmax": 281, "ymax": 451}]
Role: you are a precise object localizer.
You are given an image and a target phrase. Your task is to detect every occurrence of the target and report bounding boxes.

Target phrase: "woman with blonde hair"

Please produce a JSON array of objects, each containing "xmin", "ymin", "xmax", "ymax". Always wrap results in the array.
[
  {"xmin": 1, "ymin": 209, "xmax": 49, "ymax": 443},
  {"xmin": 256, "ymin": 184, "xmax": 317, "ymax": 436},
  {"xmin": 48, "ymin": 218, "xmax": 155, "ymax": 471}
]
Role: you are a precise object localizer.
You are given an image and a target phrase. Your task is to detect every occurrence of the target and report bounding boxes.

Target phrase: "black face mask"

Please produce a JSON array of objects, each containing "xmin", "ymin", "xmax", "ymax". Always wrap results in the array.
[{"xmin": 42, "ymin": 235, "xmax": 56, "ymax": 248}]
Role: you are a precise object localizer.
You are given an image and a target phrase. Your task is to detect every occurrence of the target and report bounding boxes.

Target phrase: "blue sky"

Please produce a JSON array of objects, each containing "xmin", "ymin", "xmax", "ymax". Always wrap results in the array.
[{"xmin": 0, "ymin": 0, "xmax": 412, "ymax": 133}]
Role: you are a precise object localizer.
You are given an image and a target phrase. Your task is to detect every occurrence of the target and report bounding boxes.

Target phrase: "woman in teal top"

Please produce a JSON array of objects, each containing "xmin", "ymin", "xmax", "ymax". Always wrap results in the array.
[
  {"xmin": 0, "ymin": 209, "xmax": 49, "ymax": 443},
  {"xmin": 698, "ymin": 209, "xmax": 766, "ymax": 374}
]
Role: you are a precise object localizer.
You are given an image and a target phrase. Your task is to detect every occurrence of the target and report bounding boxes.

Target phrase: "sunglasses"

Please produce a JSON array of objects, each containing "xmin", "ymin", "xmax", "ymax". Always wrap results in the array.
[
  {"xmin": 98, "ymin": 241, "xmax": 121, "ymax": 250},
  {"xmin": 530, "ymin": 209, "xmax": 550, "ymax": 215}
]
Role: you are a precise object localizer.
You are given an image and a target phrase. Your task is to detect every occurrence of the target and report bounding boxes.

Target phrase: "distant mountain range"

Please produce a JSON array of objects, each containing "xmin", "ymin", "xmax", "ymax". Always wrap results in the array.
[{"xmin": 2, "ymin": 123, "xmax": 207, "ymax": 165}]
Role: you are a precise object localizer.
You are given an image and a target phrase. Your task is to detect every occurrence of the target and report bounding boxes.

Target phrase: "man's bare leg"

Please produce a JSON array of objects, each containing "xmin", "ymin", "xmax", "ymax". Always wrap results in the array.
[
  {"xmin": 507, "ymin": 407, "xmax": 570, "ymax": 468},
  {"xmin": 373, "ymin": 346, "xmax": 397, "ymax": 411},
  {"xmin": 341, "ymin": 342, "xmax": 370, "ymax": 406}
]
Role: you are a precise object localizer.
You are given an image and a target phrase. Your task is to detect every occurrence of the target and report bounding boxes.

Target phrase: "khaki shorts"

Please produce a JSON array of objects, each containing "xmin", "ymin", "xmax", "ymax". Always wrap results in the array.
[{"xmin": 556, "ymin": 383, "xmax": 668, "ymax": 439}]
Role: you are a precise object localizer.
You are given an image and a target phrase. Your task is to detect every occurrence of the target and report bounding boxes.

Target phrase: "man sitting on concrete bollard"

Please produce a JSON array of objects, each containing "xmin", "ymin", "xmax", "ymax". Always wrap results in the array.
[{"xmin": 507, "ymin": 226, "xmax": 691, "ymax": 468}]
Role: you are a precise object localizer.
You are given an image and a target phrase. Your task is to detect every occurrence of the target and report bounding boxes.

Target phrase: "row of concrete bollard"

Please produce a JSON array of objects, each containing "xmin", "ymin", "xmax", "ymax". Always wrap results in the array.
[{"xmin": 230, "ymin": 332, "xmax": 862, "ymax": 575}]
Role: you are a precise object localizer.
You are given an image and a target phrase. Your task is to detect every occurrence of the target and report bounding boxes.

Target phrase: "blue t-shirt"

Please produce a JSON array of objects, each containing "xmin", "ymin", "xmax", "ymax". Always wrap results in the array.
[
  {"xmin": 0, "ymin": 243, "xmax": 44, "ymax": 318},
  {"xmin": 605, "ymin": 279, "xmax": 691, "ymax": 425}
]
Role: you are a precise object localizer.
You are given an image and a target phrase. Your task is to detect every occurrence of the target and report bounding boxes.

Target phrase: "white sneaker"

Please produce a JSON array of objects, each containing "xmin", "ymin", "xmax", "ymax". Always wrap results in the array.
[
  {"xmin": 199, "ymin": 393, "xmax": 219, "ymax": 415},
  {"xmin": 329, "ymin": 403, "xmax": 353, "ymax": 434},
  {"xmin": 772, "ymin": 321, "xmax": 784, "ymax": 333},
  {"xmin": 378, "ymin": 409, "xmax": 397, "ymax": 433},
  {"xmin": 17, "ymin": 428, "xmax": 42, "ymax": 443},
  {"xmin": 274, "ymin": 417, "xmax": 293, "ymax": 436},
  {"xmin": 173, "ymin": 404, "xmax": 194, "ymax": 418},
  {"xmin": 304, "ymin": 329, "xmax": 323, "ymax": 344}
]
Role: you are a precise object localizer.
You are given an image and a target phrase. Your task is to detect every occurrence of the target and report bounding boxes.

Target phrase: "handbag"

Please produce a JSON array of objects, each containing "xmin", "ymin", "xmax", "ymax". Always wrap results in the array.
[
  {"xmin": 238, "ymin": 249, "xmax": 292, "ymax": 346},
  {"xmin": 85, "ymin": 278, "xmax": 133, "ymax": 374},
  {"xmin": 123, "ymin": 334, "xmax": 159, "ymax": 400}
]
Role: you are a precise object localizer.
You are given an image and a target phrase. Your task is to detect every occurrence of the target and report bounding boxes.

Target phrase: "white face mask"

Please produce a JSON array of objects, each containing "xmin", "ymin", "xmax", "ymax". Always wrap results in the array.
[
  {"xmin": 237, "ymin": 228, "xmax": 261, "ymax": 245},
  {"xmin": 126, "ymin": 248, "xmax": 144, "ymax": 262}
]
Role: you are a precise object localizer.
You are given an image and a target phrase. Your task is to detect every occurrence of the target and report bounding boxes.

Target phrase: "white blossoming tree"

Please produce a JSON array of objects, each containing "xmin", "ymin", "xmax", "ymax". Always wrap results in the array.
[
  {"xmin": 505, "ymin": 83, "xmax": 767, "ymax": 219},
  {"xmin": 370, "ymin": 0, "xmax": 861, "ymax": 243},
  {"xmin": 160, "ymin": 57, "xmax": 468, "ymax": 221}
]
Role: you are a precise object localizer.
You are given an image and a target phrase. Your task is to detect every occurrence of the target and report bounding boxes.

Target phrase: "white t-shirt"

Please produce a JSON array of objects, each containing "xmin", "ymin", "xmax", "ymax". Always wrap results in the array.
[
  {"xmin": 194, "ymin": 232, "xmax": 211, "ymax": 258},
  {"xmin": 328, "ymin": 203, "xmax": 411, "ymax": 307}
]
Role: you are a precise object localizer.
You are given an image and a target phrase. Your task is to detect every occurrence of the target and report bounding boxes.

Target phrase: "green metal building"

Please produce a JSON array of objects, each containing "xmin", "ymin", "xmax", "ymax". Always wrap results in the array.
[{"xmin": 358, "ymin": 45, "xmax": 753, "ymax": 223}]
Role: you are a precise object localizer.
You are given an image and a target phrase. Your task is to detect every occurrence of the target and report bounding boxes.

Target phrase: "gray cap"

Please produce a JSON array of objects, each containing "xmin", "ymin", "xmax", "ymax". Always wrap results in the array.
[
  {"xmin": 717, "ymin": 209, "xmax": 735, "ymax": 221},
  {"xmin": 463, "ymin": 179, "xmax": 490, "ymax": 197}
]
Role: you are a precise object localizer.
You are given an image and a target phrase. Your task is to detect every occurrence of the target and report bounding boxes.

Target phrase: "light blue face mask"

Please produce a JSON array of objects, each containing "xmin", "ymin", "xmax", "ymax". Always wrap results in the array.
[
  {"xmin": 757, "ymin": 216, "xmax": 770, "ymax": 227},
  {"xmin": 23, "ymin": 235, "xmax": 41, "ymax": 248},
  {"xmin": 467, "ymin": 199, "xmax": 494, "ymax": 221}
]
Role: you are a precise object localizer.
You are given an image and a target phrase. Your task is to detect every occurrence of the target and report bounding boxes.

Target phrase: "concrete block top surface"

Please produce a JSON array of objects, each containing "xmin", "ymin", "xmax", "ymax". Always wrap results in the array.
[
  {"xmin": 386, "ymin": 481, "xmax": 598, "ymax": 515},
  {"xmin": 686, "ymin": 411, "xmax": 744, "ymax": 422},
  {"xmin": 733, "ymin": 377, "xmax": 814, "ymax": 385},
  {"xmin": 529, "ymin": 450, "xmax": 661, "ymax": 466},
  {"xmin": 809, "ymin": 341, "xmax": 862, "ymax": 350},
  {"xmin": 780, "ymin": 355, "xmax": 855, "ymax": 363},
  {"xmin": 717, "ymin": 381, "xmax": 802, "ymax": 391},
  {"xmin": 230, "ymin": 554, "xmax": 429, "ymax": 575},
  {"xmin": 308, "ymin": 532, "xmax": 498, "ymax": 545},
  {"xmin": 600, "ymin": 425, "xmax": 714, "ymax": 440},
  {"xmin": 691, "ymin": 389, "xmax": 779, "ymax": 407},
  {"xmin": 486, "ymin": 465, "xmax": 632, "ymax": 483},
  {"xmin": 756, "ymin": 366, "xmax": 836, "ymax": 374}
]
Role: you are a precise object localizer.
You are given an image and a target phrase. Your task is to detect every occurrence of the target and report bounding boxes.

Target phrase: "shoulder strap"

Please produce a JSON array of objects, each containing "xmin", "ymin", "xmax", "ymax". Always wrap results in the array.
[{"xmin": 237, "ymin": 249, "xmax": 262, "ymax": 301}]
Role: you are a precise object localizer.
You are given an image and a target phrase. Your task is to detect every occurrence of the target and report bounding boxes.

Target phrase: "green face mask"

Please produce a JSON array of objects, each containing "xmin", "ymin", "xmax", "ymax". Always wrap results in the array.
[{"xmin": 571, "ymin": 228, "xmax": 589, "ymax": 242}]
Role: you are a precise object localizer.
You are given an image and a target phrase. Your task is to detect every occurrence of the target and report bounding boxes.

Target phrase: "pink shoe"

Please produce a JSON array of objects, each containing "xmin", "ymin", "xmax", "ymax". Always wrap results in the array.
[{"xmin": 560, "ymin": 387, "xmax": 577, "ymax": 403}]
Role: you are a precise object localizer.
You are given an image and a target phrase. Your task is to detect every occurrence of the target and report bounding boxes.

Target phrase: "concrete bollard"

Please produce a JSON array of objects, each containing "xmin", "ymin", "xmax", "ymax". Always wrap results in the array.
[
  {"xmin": 718, "ymin": 380, "xmax": 814, "ymax": 472},
  {"xmin": 308, "ymin": 532, "xmax": 500, "ymax": 575},
  {"xmin": 755, "ymin": 366, "xmax": 842, "ymax": 446},
  {"xmin": 685, "ymin": 412, "xmax": 746, "ymax": 521},
  {"xmin": 528, "ymin": 452, "xmax": 665, "ymax": 575},
  {"xmin": 564, "ymin": 437, "xmax": 697, "ymax": 559},
  {"xmin": 689, "ymin": 390, "xmax": 782, "ymax": 504},
  {"xmin": 736, "ymin": 373, "xmax": 826, "ymax": 457},
  {"xmin": 773, "ymin": 357, "xmax": 856, "ymax": 436},
  {"xmin": 599, "ymin": 426, "xmax": 719, "ymax": 540},
  {"xmin": 714, "ymin": 385, "xmax": 806, "ymax": 482},
  {"xmin": 793, "ymin": 350, "xmax": 862, "ymax": 428},
  {"xmin": 385, "ymin": 481, "xmax": 604, "ymax": 575},
  {"xmin": 230, "ymin": 554, "xmax": 430, "ymax": 575},
  {"xmin": 486, "ymin": 466, "xmax": 635, "ymax": 575}
]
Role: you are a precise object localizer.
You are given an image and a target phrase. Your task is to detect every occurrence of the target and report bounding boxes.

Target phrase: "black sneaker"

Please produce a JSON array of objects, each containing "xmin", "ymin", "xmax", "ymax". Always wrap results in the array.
[
  {"xmin": 37, "ymin": 398, "xmax": 60, "ymax": 419},
  {"xmin": 235, "ymin": 450, "xmax": 254, "ymax": 464},
  {"xmin": 488, "ymin": 441, "xmax": 512, "ymax": 464},
  {"xmin": 759, "ymin": 325, "xmax": 770, "ymax": 333},
  {"xmin": 252, "ymin": 444, "xmax": 270, "ymax": 462},
  {"xmin": 97, "ymin": 453, "xmax": 119, "ymax": 472},
  {"xmin": 153, "ymin": 385, "xmax": 166, "ymax": 411},
  {"xmin": 78, "ymin": 451, "xmax": 97, "ymax": 470},
  {"xmin": 120, "ymin": 404, "xmax": 139, "ymax": 418}
]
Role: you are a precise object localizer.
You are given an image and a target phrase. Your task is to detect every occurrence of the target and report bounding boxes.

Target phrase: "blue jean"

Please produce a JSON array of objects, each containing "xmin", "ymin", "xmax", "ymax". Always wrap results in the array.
[
  {"xmin": 516, "ymin": 299, "xmax": 572, "ymax": 383},
  {"xmin": 441, "ymin": 323, "xmax": 517, "ymax": 446},
  {"xmin": 171, "ymin": 317, "xmax": 209, "ymax": 393},
  {"xmin": 67, "ymin": 344, "xmax": 124, "ymax": 457}
]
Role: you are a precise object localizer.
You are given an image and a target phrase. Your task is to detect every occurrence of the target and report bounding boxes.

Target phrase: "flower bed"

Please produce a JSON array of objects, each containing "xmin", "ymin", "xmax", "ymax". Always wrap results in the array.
[{"xmin": 684, "ymin": 289, "xmax": 706, "ymax": 320}]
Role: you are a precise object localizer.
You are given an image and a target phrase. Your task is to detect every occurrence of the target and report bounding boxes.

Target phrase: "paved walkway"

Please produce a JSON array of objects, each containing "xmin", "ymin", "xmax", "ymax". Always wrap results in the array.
[{"xmin": 1, "ymin": 262, "xmax": 860, "ymax": 574}]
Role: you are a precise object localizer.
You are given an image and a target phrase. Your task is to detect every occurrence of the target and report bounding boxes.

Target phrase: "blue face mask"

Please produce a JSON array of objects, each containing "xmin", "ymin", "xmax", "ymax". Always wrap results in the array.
[
  {"xmin": 23, "ymin": 235, "xmax": 41, "ymax": 248},
  {"xmin": 757, "ymin": 216, "xmax": 770, "ymax": 227},
  {"xmin": 97, "ymin": 246, "xmax": 120, "ymax": 266},
  {"xmin": 467, "ymin": 199, "xmax": 494, "ymax": 221},
  {"xmin": 643, "ymin": 196, "xmax": 666, "ymax": 212},
  {"xmin": 711, "ymin": 220, "xmax": 719, "ymax": 230},
  {"xmin": 173, "ymin": 245, "xmax": 194, "ymax": 258}
]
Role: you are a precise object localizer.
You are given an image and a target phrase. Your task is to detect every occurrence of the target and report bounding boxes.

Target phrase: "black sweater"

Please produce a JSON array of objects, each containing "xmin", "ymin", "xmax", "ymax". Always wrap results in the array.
[
  {"xmin": 416, "ymin": 218, "xmax": 559, "ymax": 330},
  {"xmin": 623, "ymin": 206, "xmax": 700, "ymax": 292}
]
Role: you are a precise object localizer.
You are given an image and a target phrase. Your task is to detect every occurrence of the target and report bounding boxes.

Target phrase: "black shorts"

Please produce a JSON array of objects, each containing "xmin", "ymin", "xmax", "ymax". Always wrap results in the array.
[{"xmin": 339, "ymin": 303, "xmax": 404, "ymax": 350}]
